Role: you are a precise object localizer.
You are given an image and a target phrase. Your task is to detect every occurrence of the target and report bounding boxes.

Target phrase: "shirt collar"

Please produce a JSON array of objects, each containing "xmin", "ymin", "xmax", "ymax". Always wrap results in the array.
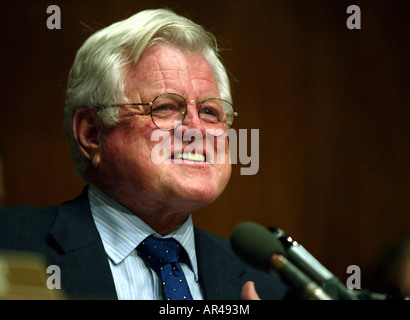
[{"xmin": 88, "ymin": 184, "xmax": 199, "ymax": 279}]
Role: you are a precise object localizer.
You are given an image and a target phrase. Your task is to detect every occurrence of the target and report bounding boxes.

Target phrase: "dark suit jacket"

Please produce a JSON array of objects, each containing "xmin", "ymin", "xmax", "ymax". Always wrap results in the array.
[{"xmin": 0, "ymin": 187, "xmax": 288, "ymax": 300}]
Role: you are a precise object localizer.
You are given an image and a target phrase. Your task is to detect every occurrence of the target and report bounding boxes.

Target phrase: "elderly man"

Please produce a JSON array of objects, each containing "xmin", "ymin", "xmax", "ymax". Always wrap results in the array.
[{"xmin": 0, "ymin": 9, "xmax": 287, "ymax": 300}]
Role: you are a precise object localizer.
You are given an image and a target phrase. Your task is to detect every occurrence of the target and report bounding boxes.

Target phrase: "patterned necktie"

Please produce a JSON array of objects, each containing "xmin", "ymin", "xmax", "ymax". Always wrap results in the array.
[{"xmin": 137, "ymin": 236, "xmax": 193, "ymax": 300}]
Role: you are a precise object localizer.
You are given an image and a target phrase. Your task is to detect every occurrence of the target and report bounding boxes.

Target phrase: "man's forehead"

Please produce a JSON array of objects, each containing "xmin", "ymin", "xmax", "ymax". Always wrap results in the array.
[
  {"xmin": 123, "ymin": 45, "xmax": 219, "ymax": 102},
  {"xmin": 129, "ymin": 45, "xmax": 214, "ymax": 82}
]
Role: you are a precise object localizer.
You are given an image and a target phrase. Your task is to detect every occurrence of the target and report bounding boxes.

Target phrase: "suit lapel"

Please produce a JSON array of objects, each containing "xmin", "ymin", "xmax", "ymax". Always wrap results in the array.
[
  {"xmin": 49, "ymin": 187, "xmax": 117, "ymax": 299},
  {"xmin": 194, "ymin": 227, "xmax": 247, "ymax": 300}
]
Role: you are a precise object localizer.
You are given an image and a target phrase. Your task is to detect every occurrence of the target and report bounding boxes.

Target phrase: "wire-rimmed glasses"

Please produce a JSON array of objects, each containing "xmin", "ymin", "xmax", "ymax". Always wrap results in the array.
[{"xmin": 107, "ymin": 93, "xmax": 238, "ymax": 134}]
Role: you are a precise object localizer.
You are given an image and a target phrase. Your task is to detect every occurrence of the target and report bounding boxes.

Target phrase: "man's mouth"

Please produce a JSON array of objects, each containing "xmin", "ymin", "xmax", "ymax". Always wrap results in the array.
[{"xmin": 172, "ymin": 152, "xmax": 206, "ymax": 162}]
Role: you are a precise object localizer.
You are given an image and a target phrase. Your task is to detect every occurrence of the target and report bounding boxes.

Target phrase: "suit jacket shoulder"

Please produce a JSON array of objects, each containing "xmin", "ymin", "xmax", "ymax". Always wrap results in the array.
[
  {"xmin": 194, "ymin": 227, "xmax": 289, "ymax": 300},
  {"xmin": 0, "ymin": 189, "xmax": 117, "ymax": 299},
  {"xmin": 0, "ymin": 204, "xmax": 57, "ymax": 252}
]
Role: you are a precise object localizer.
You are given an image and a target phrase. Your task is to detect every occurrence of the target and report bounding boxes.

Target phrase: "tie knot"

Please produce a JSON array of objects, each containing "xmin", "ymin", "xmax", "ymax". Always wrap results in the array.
[{"xmin": 138, "ymin": 236, "xmax": 183, "ymax": 272}]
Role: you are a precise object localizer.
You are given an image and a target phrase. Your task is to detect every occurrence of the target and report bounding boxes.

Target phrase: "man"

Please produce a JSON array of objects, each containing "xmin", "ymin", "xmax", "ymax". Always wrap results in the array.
[{"xmin": 0, "ymin": 9, "xmax": 288, "ymax": 300}]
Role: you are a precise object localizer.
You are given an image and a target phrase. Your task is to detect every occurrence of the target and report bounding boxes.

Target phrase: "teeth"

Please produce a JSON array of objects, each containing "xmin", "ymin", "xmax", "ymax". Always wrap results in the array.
[{"xmin": 174, "ymin": 152, "xmax": 205, "ymax": 162}]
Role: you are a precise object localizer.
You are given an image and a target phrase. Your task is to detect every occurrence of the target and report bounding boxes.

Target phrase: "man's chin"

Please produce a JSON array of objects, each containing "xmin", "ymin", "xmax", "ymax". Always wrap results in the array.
[
  {"xmin": 171, "ymin": 185, "xmax": 221, "ymax": 209},
  {"xmin": 162, "ymin": 166, "xmax": 230, "ymax": 208}
]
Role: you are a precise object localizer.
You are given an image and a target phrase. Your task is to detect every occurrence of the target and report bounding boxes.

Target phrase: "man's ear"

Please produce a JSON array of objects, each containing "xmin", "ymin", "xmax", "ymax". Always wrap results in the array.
[{"xmin": 73, "ymin": 108, "xmax": 102, "ymax": 167}]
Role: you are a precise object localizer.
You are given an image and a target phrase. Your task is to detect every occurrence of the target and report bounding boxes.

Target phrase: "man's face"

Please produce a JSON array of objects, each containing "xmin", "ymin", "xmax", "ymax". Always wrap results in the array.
[{"xmin": 94, "ymin": 44, "xmax": 232, "ymax": 215}]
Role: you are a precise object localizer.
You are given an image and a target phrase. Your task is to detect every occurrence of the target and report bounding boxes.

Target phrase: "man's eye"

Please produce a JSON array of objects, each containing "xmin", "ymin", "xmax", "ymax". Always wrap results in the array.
[
  {"xmin": 201, "ymin": 107, "xmax": 218, "ymax": 117},
  {"xmin": 152, "ymin": 104, "xmax": 177, "ymax": 112},
  {"xmin": 201, "ymin": 106, "xmax": 221, "ymax": 118}
]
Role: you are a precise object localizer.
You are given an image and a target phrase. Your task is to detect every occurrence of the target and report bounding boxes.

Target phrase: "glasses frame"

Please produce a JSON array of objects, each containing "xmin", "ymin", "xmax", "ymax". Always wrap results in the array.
[{"xmin": 107, "ymin": 93, "xmax": 238, "ymax": 132}]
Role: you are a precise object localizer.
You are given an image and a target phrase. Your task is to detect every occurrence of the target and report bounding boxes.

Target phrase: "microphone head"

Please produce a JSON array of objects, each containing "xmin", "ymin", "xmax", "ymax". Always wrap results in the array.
[{"xmin": 230, "ymin": 221, "xmax": 286, "ymax": 272}]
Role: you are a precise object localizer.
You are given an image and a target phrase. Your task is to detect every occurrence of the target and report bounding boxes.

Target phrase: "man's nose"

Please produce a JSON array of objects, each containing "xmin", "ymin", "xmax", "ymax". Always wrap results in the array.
[
  {"xmin": 181, "ymin": 101, "xmax": 206, "ymax": 132},
  {"xmin": 174, "ymin": 101, "xmax": 206, "ymax": 142}
]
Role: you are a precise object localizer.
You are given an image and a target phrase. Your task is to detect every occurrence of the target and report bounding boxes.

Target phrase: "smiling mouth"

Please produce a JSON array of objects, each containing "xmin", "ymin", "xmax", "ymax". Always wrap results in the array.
[{"xmin": 172, "ymin": 152, "xmax": 206, "ymax": 162}]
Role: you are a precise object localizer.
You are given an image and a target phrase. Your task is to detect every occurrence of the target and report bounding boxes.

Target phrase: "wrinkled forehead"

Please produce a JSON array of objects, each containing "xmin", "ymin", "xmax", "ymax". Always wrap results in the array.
[{"xmin": 124, "ymin": 44, "xmax": 220, "ymax": 100}]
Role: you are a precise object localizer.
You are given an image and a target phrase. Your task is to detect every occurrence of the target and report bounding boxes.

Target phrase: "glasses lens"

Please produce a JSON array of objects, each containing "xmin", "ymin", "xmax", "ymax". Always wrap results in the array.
[
  {"xmin": 151, "ymin": 93, "xmax": 186, "ymax": 130},
  {"xmin": 200, "ymin": 98, "xmax": 235, "ymax": 131},
  {"xmin": 150, "ymin": 94, "xmax": 236, "ymax": 132}
]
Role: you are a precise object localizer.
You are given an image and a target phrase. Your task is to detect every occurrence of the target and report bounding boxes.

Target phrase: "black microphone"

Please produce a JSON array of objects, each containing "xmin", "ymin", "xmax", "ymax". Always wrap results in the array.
[
  {"xmin": 270, "ymin": 253, "xmax": 333, "ymax": 300},
  {"xmin": 230, "ymin": 221, "xmax": 286, "ymax": 272},
  {"xmin": 268, "ymin": 226, "xmax": 357, "ymax": 300},
  {"xmin": 230, "ymin": 222, "xmax": 333, "ymax": 300}
]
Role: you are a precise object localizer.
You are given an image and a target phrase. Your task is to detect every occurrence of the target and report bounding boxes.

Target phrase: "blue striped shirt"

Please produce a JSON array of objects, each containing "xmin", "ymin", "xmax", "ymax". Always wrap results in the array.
[{"xmin": 88, "ymin": 184, "xmax": 204, "ymax": 300}]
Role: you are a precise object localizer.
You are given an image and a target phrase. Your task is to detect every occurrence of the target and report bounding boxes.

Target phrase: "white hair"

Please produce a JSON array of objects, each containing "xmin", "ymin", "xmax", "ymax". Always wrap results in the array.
[{"xmin": 64, "ymin": 9, "xmax": 232, "ymax": 181}]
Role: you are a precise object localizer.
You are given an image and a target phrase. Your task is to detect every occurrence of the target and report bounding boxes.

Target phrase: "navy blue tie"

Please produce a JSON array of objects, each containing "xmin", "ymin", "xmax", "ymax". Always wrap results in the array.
[{"xmin": 137, "ymin": 236, "xmax": 193, "ymax": 300}]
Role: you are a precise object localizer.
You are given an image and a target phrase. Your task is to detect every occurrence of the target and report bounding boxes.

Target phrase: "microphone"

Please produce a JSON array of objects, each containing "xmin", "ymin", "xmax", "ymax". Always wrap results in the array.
[
  {"xmin": 270, "ymin": 254, "xmax": 333, "ymax": 300},
  {"xmin": 230, "ymin": 222, "xmax": 333, "ymax": 300},
  {"xmin": 268, "ymin": 226, "xmax": 357, "ymax": 300},
  {"xmin": 230, "ymin": 221, "xmax": 286, "ymax": 272}
]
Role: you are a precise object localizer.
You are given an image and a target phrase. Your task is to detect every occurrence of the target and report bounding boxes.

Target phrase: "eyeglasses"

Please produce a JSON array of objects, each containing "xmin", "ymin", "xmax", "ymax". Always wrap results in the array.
[{"xmin": 106, "ymin": 93, "xmax": 238, "ymax": 134}]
